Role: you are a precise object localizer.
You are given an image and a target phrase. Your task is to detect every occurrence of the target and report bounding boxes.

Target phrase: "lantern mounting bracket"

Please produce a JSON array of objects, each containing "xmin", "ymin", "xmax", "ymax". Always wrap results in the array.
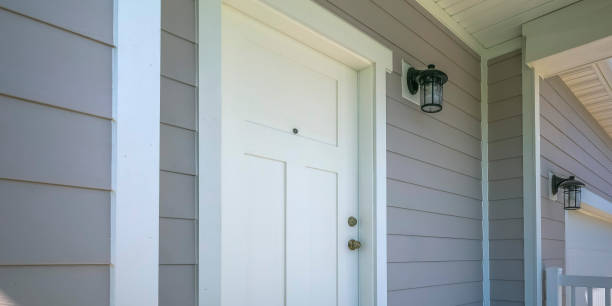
[
  {"xmin": 407, "ymin": 67, "xmax": 420, "ymax": 95},
  {"xmin": 551, "ymin": 174, "xmax": 566, "ymax": 196}
]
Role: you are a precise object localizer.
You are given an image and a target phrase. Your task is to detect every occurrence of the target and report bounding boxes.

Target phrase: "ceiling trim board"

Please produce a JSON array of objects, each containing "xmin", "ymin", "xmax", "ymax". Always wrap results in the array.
[{"xmin": 413, "ymin": 0, "xmax": 487, "ymax": 56}]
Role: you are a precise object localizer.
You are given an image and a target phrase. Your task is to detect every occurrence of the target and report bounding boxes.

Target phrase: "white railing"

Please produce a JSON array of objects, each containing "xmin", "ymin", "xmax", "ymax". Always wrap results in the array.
[{"xmin": 546, "ymin": 267, "xmax": 612, "ymax": 306}]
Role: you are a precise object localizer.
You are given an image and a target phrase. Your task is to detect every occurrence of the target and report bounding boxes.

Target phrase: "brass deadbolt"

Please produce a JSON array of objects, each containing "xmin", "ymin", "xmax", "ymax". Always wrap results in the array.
[
  {"xmin": 348, "ymin": 216, "xmax": 357, "ymax": 227},
  {"xmin": 348, "ymin": 239, "xmax": 361, "ymax": 251}
]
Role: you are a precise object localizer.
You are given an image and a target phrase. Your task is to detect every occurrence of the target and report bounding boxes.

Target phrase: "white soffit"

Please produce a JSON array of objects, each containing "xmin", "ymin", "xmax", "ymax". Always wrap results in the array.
[
  {"xmin": 559, "ymin": 59, "xmax": 612, "ymax": 140},
  {"xmin": 415, "ymin": 0, "xmax": 582, "ymax": 58}
]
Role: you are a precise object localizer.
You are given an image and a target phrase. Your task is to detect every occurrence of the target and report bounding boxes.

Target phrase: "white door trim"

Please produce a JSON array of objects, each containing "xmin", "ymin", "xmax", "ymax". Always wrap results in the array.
[{"xmin": 197, "ymin": 0, "xmax": 392, "ymax": 305}]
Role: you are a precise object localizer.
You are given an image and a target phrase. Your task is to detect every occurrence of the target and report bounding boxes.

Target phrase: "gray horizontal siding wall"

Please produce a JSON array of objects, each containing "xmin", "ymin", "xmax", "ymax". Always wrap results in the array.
[
  {"xmin": 159, "ymin": 0, "xmax": 198, "ymax": 305},
  {"xmin": 488, "ymin": 51, "xmax": 524, "ymax": 306},
  {"xmin": 0, "ymin": 1, "xmax": 113, "ymax": 305},
  {"xmin": 313, "ymin": 1, "xmax": 483, "ymax": 305},
  {"xmin": 539, "ymin": 77, "xmax": 612, "ymax": 275}
]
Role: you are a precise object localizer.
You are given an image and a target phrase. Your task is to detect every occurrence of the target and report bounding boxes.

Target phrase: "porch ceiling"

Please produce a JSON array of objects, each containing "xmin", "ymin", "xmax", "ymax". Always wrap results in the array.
[
  {"xmin": 560, "ymin": 59, "xmax": 612, "ymax": 140},
  {"xmin": 416, "ymin": 0, "xmax": 582, "ymax": 57}
]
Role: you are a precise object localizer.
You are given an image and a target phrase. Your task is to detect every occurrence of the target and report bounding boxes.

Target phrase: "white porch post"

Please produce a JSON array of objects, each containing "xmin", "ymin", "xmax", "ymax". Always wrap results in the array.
[
  {"xmin": 522, "ymin": 37, "xmax": 543, "ymax": 306},
  {"xmin": 545, "ymin": 267, "xmax": 562, "ymax": 306},
  {"xmin": 112, "ymin": 0, "xmax": 161, "ymax": 305}
]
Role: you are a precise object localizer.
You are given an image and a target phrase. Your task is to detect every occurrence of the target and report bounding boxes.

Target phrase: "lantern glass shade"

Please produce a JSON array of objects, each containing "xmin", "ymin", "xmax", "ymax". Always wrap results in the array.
[
  {"xmin": 407, "ymin": 64, "xmax": 448, "ymax": 113},
  {"xmin": 552, "ymin": 175, "xmax": 585, "ymax": 210},
  {"xmin": 563, "ymin": 185, "xmax": 581, "ymax": 210}
]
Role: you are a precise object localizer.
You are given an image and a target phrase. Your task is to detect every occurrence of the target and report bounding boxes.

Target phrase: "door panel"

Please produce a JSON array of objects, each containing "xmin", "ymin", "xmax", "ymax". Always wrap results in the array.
[
  {"xmin": 287, "ymin": 167, "xmax": 337, "ymax": 306},
  {"xmin": 221, "ymin": 5, "xmax": 358, "ymax": 306}
]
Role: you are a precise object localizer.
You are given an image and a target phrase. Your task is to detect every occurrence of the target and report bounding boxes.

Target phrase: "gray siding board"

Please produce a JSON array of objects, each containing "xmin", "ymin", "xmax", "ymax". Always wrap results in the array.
[
  {"xmin": 489, "ymin": 157, "xmax": 522, "ymax": 181},
  {"xmin": 0, "ymin": 180, "xmax": 109, "ymax": 264},
  {"xmin": 491, "ymin": 280, "xmax": 524, "ymax": 302},
  {"xmin": 388, "ymin": 261, "xmax": 482, "ymax": 290},
  {"xmin": 388, "ymin": 99, "xmax": 481, "ymax": 159},
  {"xmin": 388, "ymin": 152, "xmax": 481, "ymax": 200},
  {"xmin": 160, "ymin": 124, "xmax": 196, "ymax": 175},
  {"xmin": 0, "ymin": 95, "xmax": 111, "ymax": 189},
  {"xmin": 541, "ymin": 218, "xmax": 564, "ymax": 241},
  {"xmin": 387, "ymin": 125, "xmax": 482, "ymax": 179},
  {"xmin": 388, "ymin": 235, "xmax": 482, "ymax": 262},
  {"xmin": 489, "ymin": 137, "xmax": 522, "ymax": 161},
  {"xmin": 542, "ymin": 79, "xmax": 612, "ymax": 161},
  {"xmin": 162, "ymin": 0, "xmax": 196, "ymax": 42},
  {"xmin": 387, "ymin": 179, "xmax": 482, "ymax": 220},
  {"xmin": 488, "ymin": 54, "xmax": 521, "ymax": 84},
  {"xmin": 0, "ymin": 9, "xmax": 112, "ymax": 118},
  {"xmin": 160, "ymin": 171, "xmax": 196, "ymax": 219},
  {"xmin": 442, "ymin": 81, "xmax": 481, "ymax": 120},
  {"xmin": 0, "ymin": 0, "xmax": 114, "ymax": 44},
  {"xmin": 489, "ymin": 75, "xmax": 521, "ymax": 104},
  {"xmin": 490, "ymin": 260, "xmax": 523, "ymax": 281},
  {"xmin": 489, "ymin": 96, "xmax": 522, "ymax": 122},
  {"xmin": 490, "ymin": 199, "xmax": 523, "ymax": 220},
  {"xmin": 489, "ymin": 116, "xmax": 522, "ymax": 142},
  {"xmin": 159, "ymin": 218, "xmax": 196, "ymax": 265},
  {"xmin": 541, "ymin": 194, "xmax": 564, "ymax": 222},
  {"xmin": 161, "ymin": 76, "xmax": 197, "ymax": 130},
  {"xmin": 161, "ymin": 31, "xmax": 196, "ymax": 86},
  {"xmin": 388, "ymin": 281, "xmax": 482, "ymax": 306},
  {"xmin": 488, "ymin": 52, "xmax": 524, "ymax": 305},
  {"xmin": 541, "ymin": 239, "xmax": 564, "ymax": 260},
  {"xmin": 159, "ymin": 265, "xmax": 197, "ymax": 306},
  {"xmin": 490, "ymin": 240, "xmax": 523, "ymax": 260},
  {"xmin": 489, "ymin": 178, "xmax": 522, "ymax": 201},
  {"xmin": 540, "ymin": 97, "xmax": 612, "ymax": 173},
  {"xmin": 159, "ymin": 0, "xmax": 197, "ymax": 304},
  {"xmin": 541, "ymin": 116, "xmax": 612, "ymax": 182},
  {"xmin": 489, "ymin": 219, "xmax": 523, "ymax": 240},
  {"xmin": 388, "ymin": 207, "xmax": 482, "ymax": 239},
  {"xmin": 0, "ymin": 266, "xmax": 109, "ymax": 306},
  {"xmin": 1, "ymin": 1, "xmax": 113, "ymax": 304}
]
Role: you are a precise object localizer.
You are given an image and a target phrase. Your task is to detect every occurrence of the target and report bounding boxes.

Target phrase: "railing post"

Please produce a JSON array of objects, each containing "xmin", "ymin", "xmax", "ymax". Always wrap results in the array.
[{"xmin": 546, "ymin": 267, "xmax": 563, "ymax": 306}]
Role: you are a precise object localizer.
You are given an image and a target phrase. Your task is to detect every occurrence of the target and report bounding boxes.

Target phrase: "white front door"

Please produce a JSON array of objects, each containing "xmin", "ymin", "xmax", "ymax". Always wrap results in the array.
[{"xmin": 221, "ymin": 5, "xmax": 359, "ymax": 306}]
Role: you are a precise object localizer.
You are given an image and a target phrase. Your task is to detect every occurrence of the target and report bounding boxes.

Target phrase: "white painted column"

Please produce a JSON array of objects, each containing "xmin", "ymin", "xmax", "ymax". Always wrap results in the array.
[
  {"xmin": 198, "ymin": 1, "xmax": 222, "ymax": 306},
  {"xmin": 481, "ymin": 57, "xmax": 491, "ymax": 306},
  {"xmin": 112, "ymin": 0, "xmax": 161, "ymax": 305},
  {"xmin": 522, "ymin": 38, "xmax": 543, "ymax": 306}
]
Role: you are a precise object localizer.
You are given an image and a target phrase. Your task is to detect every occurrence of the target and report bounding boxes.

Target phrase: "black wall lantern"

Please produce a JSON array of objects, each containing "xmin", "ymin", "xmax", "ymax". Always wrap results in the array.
[
  {"xmin": 407, "ymin": 64, "xmax": 448, "ymax": 113},
  {"xmin": 551, "ymin": 174, "xmax": 585, "ymax": 210}
]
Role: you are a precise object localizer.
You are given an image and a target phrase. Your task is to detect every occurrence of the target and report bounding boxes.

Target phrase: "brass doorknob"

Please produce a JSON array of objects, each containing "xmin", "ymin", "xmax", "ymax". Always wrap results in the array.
[{"xmin": 348, "ymin": 239, "xmax": 361, "ymax": 250}]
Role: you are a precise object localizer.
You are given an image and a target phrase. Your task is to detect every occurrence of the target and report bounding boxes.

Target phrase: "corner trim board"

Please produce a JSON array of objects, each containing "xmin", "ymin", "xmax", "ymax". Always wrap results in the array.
[{"xmin": 481, "ymin": 57, "xmax": 491, "ymax": 306}]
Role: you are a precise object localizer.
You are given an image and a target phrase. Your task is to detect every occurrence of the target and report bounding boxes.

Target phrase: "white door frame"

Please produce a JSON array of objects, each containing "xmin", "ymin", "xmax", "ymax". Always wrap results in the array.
[{"xmin": 197, "ymin": 1, "xmax": 392, "ymax": 305}]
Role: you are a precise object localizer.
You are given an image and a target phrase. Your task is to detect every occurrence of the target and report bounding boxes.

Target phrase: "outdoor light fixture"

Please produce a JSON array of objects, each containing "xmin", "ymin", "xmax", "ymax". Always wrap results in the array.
[
  {"xmin": 551, "ymin": 174, "xmax": 585, "ymax": 210},
  {"xmin": 407, "ymin": 64, "xmax": 448, "ymax": 113}
]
